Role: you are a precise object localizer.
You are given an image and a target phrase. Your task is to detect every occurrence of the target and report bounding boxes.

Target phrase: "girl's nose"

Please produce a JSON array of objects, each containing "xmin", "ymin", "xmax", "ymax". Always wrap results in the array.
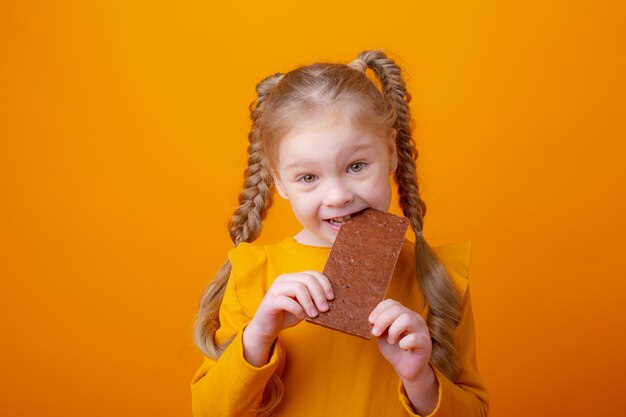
[{"xmin": 323, "ymin": 181, "xmax": 354, "ymax": 207}]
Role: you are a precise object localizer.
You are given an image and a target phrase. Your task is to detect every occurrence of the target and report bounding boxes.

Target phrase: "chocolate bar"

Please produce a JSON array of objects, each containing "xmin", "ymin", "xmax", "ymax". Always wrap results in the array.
[{"xmin": 306, "ymin": 208, "xmax": 409, "ymax": 339}]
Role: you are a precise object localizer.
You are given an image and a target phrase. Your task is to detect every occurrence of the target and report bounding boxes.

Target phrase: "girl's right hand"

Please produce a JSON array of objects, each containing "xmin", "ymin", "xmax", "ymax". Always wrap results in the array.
[{"xmin": 243, "ymin": 271, "xmax": 334, "ymax": 364}]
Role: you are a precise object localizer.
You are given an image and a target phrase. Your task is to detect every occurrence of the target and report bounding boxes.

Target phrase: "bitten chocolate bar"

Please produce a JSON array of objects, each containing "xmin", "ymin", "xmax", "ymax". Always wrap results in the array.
[{"xmin": 306, "ymin": 208, "xmax": 409, "ymax": 339}]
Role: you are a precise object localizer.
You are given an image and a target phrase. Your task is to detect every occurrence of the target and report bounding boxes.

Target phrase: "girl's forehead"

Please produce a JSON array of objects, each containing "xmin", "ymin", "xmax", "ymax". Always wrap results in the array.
[
  {"xmin": 266, "ymin": 106, "xmax": 390, "ymax": 171},
  {"xmin": 281, "ymin": 117, "xmax": 372, "ymax": 148},
  {"xmin": 275, "ymin": 116, "xmax": 389, "ymax": 168},
  {"xmin": 280, "ymin": 109, "xmax": 381, "ymax": 143}
]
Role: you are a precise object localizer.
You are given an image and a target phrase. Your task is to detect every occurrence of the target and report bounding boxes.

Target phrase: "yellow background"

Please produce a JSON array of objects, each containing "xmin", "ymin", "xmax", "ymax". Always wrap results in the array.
[{"xmin": 2, "ymin": 1, "xmax": 625, "ymax": 416}]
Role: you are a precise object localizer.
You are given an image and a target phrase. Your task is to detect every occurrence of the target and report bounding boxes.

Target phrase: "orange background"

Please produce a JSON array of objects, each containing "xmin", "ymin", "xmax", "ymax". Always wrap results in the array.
[{"xmin": 2, "ymin": 1, "xmax": 625, "ymax": 416}]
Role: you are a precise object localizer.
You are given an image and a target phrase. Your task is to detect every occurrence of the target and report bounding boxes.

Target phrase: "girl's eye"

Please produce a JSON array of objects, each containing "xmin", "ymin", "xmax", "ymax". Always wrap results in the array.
[
  {"xmin": 299, "ymin": 174, "xmax": 316, "ymax": 184},
  {"xmin": 349, "ymin": 162, "xmax": 365, "ymax": 173}
]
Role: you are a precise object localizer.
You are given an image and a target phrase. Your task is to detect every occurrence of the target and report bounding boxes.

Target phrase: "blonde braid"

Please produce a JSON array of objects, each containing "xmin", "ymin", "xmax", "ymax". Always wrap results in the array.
[
  {"xmin": 194, "ymin": 70, "xmax": 280, "ymax": 359},
  {"xmin": 356, "ymin": 50, "xmax": 462, "ymax": 380},
  {"xmin": 228, "ymin": 128, "xmax": 274, "ymax": 246},
  {"xmin": 193, "ymin": 72, "xmax": 285, "ymax": 416}
]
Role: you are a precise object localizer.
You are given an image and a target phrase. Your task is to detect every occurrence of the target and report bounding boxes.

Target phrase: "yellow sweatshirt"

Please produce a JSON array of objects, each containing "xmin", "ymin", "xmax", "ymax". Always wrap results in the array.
[{"xmin": 191, "ymin": 237, "xmax": 489, "ymax": 416}]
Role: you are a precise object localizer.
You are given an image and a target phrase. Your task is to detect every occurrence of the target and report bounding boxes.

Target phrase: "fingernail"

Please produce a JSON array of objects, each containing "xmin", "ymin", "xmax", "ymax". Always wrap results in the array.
[
  {"xmin": 321, "ymin": 300, "xmax": 329, "ymax": 311},
  {"xmin": 327, "ymin": 291, "xmax": 335, "ymax": 300},
  {"xmin": 372, "ymin": 326, "xmax": 380, "ymax": 336},
  {"xmin": 368, "ymin": 314, "xmax": 375, "ymax": 324}
]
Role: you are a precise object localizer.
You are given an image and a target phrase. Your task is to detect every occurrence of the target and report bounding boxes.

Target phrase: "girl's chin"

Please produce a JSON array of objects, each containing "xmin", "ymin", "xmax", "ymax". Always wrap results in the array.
[{"xmin": 294, "ymin": 228, "xmax": 334, "ymax": 247}]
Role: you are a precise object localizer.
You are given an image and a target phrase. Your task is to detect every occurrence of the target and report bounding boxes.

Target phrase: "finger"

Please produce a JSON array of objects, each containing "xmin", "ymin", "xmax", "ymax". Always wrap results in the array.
[
  {"xmin": 274, "ymin": 296, "xmax": 306, "ymax": 320},
  {"xmin": 302, "ymin": 270, "xmax": 335, "ymax": 300},
  {"xmin": 398, "ymin": 333, "xmax": 424, "ymax": 351},
  {"xmin": 271, "ymin": 280, "xmax": 318, "ymax": 318},
  {"xmin": 371, "ymin": 305, "xmax": 406, "ymax": 337},
  {"xmin": 284, "ymin": 281, "xmax": 320, "ymax": 318},
  {"xmin": 386, "ymin": 312, "xmax": 417, "ymax": 344},
  {"xmin": 369, "ymin": 299, "xmax": 401, "ymax": 324},
  {"xmin": 297, "ymin": 273, "xmax": 331, "ymax": 312}
]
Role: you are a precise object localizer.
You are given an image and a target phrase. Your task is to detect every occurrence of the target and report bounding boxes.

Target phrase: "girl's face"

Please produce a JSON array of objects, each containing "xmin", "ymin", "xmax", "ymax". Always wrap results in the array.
[{"xmin": 273, "ymin": 110, "xmax": 397, "ymax": 247}]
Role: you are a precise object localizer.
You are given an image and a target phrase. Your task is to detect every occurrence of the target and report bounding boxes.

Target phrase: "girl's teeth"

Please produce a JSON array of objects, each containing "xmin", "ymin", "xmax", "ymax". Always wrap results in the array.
[{"xmin": 329, "ymin": 215, "xmax": 351, "ymax": 225}]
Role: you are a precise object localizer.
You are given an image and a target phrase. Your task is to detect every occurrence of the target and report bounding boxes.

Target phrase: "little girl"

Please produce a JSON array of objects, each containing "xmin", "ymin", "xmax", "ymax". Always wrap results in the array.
[{"xmin": 191, "ymin": 50, "xmax": 489, "ymax": 417}]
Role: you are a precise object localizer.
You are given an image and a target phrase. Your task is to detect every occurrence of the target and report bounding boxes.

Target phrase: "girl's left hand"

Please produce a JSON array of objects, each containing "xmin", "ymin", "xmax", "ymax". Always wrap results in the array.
[{"xmin": 369, "ymin": 299, "xmax": 432, "ymax": 381}]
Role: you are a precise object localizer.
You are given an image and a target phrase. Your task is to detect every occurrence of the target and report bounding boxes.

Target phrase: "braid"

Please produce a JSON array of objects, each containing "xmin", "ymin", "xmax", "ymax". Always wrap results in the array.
[
  {"xmin": 356, "ymin": 50, "xmax": 463, "ymax": 381},
  {"xmin": 228, "ymin": 131, "xmax": 274, "ymax": 245},
  {"xmin": 193, "ymin": 72, "xmax": 284, "ymax": 416},
  {"xmin": 353, "ymin": 50, "xmax": 423, "ymax": 230},
  {"xmin": 194, "ymin": 73, "xmax": 280, "ymax": 349},
  {"xmin": 228, "ymin": 72, "xmax": 286, "ymax": 245}
]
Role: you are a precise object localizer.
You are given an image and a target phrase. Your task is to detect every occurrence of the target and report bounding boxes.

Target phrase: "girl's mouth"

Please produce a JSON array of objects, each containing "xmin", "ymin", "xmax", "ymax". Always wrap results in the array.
[
  {"xmin": 325, "ymin": 208, "xmax": 369, "ymax": 228},
  {"xmin": 327, "ymin": 215, "xmax": 351, "ymax": 226}
]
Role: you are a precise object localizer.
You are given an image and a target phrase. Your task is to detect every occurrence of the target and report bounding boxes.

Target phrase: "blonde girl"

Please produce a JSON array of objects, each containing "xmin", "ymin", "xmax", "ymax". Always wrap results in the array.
[{"xmin": 191, "ymin": 49, "xmax": 489, "ymax": 416}]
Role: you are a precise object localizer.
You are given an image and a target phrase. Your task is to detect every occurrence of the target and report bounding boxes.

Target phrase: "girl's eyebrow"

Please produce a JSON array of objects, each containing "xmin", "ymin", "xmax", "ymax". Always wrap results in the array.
[
  {"xmin": 283, "ymin": 143, "xmax": 375, "ymax": 170},
  {"xmin": 350, "ymin": 143, "xmax": 375, "ymax": 153},
  {"xmin": 284, "ymin": 158, "xmax": 319, "ymax": 170}
]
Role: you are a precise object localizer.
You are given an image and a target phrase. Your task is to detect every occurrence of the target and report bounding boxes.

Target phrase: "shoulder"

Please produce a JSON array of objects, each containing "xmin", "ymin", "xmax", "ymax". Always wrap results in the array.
[
  {"xmin": 225, "ymin": 239, "xmax": 295, "ymax": 305},
  {"xmin": 221, "ymin": 242, "xmax": 272, "ymax": 319},
  {"xmin": 227, "ymin": 238, "xmax": 296, "ymax": 276},
  {"xmin": 227, "ymin": 241, "xmax": 268, "ymax": 277},
  {"xmin": 432, "ymin": 240, "xmax": 472, "ymax": 300}
]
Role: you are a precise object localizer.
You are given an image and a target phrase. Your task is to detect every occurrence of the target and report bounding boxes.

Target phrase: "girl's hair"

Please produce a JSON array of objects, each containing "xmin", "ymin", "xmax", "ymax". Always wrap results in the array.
[{"xmin": 194, "ymin": 50, "xmax": 462, "ymax": 416}]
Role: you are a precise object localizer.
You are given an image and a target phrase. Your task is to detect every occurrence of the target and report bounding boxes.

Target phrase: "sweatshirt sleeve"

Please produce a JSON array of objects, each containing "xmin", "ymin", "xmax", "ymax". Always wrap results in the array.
[
  {"xmin": 398, "ymin": 241, "xmax": 490, "ymax": 417},
  {"xmin": 191, "ymin": 244, "xmax": 286, "ymax": 417}
]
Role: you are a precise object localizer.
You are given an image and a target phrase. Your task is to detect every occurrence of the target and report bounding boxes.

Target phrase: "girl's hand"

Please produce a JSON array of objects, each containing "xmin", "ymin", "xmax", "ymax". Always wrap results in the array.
[
  {"xmin": 243, "ymin": 271, "xmax": 334, "ymax": 365},
  {"xmin": 370, "ymin": 299, "xmax": 439, "ymax": 414},
  {"xmin": 369, "ymin": 299, "xmax": 433, "ymax": 381}
]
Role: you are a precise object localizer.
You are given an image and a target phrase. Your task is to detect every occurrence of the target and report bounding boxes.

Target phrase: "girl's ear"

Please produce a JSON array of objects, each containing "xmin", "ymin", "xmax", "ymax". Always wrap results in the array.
[
  {"xmin": 274, "ymin": 177, "xmax": 289, "ymax": 200},
  {"xmin": 388, "ymin": 129, "xmax": 398, "ymax": 174}
]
